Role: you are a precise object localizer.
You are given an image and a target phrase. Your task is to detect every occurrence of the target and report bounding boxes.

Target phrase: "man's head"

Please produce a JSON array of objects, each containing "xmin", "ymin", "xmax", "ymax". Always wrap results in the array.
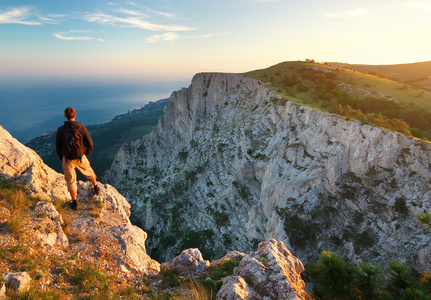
[{"xmin": 64, "ymin": 107, "xmax": 76, "ymax": 120}]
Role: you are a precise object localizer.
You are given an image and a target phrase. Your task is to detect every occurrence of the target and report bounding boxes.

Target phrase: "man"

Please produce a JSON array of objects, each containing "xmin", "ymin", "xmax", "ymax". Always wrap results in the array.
[{"xmin": 55, "ymin": 107, "xmax": 100, "ymax": 210}]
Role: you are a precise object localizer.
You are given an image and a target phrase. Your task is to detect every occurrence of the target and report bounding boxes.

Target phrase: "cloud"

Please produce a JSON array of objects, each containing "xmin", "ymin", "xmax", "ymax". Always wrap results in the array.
[
  {"xmin": 84, "ymin": 12, "xmax": 195, "ymax": 31},
  {"xmin": 0, "ymin": 6, "xmax": 41, "ymax": 25},
  {"xmin": 0, "ymin": 6, "xmax": 66, "ymax": 25},
  {"xmin": 113, "ymin": 7, "xmax": 148, "ymax": 17},
  {"xmin": 54, "ymin": 33, "xmax": 103, "ymax": 42},
  {"xmin": 146, "ymin": 32, "xmax": 225, "ymax": 43},
  {"xmin": 323, "ymin": 8, "xmax": 367, "ymax": 18}
]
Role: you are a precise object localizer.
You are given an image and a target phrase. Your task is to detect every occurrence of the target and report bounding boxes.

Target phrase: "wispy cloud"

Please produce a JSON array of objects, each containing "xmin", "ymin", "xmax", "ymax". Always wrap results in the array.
[
  {"xmin": 0, "ymin": 6, "xmax": 66, "ymax": 25},
  {"xmin": 0, "ymin": 6, "xmax": 41, "ymax": 25},
  {"xmin": 146, "ymin": 32, "xmax": 226, "ymax": 43},
  {"xmin": 113, "ymin": 7, "xmax": 148, "ymax": 17},
  {"xmin": 323, "ymin": 8, "xmax": 367, "ymax": 18},
  {"xmin": 84, "ymin": 12, "xmax": 195, "ymax": 31},
  {"xmin": 54, "ymin": 32, "xmax": 103, "ymax": 42}
]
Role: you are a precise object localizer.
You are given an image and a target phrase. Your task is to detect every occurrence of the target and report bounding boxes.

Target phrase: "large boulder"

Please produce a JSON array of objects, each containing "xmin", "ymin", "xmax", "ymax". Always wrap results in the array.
[
  {"xmin": 109, "ymin": 223, "xmax": 161, "ymax": 274},
  {"xmin": 163, "ymin": 248, "xmax": 210, "ymax": 277},
  {"xmin": 0, "ymin": 125, "xmax": 69, "ymax": 201},
  {"xmin": 31, "ymin": 201, "xmax": 69, "ymax": 248},
  {"xmin": 217, "ymin": 239, "xmax": 310, "ymax": 300}
]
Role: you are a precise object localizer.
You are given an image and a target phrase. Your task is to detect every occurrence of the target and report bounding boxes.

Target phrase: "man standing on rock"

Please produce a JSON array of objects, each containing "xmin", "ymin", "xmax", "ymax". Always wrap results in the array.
[{"xmin": 55, "ymin": 107, "xmax": 100, "ymax": 210}]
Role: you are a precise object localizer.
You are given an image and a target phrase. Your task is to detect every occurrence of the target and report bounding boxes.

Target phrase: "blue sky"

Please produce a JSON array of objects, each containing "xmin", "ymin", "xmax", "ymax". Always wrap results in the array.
[{"xmin": 1, "ymin": 0, "xmax": 430, "ymax": 83}]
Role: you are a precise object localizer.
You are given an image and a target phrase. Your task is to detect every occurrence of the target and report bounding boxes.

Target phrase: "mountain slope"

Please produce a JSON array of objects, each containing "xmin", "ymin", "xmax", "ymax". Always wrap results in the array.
[
  {"xmin": 244, "ymin": 61, "xmax": 431, "ymax": 140},
  {"xmin": 105, "ymin": 72, "xmax": 431, "ymax": 273},
  {"xmin": 328, "ymin": 61, "xmax": 431, "ymax": 88}
]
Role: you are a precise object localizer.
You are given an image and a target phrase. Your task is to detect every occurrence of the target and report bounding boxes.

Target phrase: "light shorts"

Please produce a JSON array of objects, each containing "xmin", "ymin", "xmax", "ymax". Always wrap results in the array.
[{"xmin": 62, "ymin": 155, "xmax": 97, "ymax": 193}]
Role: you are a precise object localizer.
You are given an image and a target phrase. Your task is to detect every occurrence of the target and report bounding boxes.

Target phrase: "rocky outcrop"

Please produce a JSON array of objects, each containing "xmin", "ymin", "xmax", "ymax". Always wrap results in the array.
[
  {"xmin": 106, "ymin": 72, "xmax": 431, "ymax": 272},
  {"xmin": 163, "ymin": 248, "xmax": 210, "ymax": 278},
  {"xmin": 0, "ymin": 125, "xmax": 159, "ymax": 276},
  {"xmin": 31, "ymin": 201, "xmax": 69, "ymax": 248},
  {"xmin": 226, "ymin": 239, "xmax": 309, "ymax": 300},
  {"xmin": 0, "ymin": 125, "xmax": 69, "ymax": 201},
  {"xmin": 164, "ymin": 239, "xmax": 310, "ymax": 300}
]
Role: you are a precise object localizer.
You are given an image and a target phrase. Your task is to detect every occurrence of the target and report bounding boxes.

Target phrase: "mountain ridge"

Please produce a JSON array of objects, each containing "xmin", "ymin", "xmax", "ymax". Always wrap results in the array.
[{"xmin": 105, "ymin": 72, "xmax": 431, "ymax": 273}]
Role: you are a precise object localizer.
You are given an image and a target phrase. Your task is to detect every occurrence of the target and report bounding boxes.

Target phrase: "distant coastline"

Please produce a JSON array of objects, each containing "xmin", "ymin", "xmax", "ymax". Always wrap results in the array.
[{"xmin": 0, "ymin": 80, "xmax": 186, "ymax": 143}]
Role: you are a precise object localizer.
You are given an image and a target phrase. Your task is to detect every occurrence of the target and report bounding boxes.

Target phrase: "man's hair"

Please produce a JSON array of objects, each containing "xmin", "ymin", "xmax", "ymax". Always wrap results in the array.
[{"xmin": 64, "ymin": 107, "xmax": 76, "ymax": 120}]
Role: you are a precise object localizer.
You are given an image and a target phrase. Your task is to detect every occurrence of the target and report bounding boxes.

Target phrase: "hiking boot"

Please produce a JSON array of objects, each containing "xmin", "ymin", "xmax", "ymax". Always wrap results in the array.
[
  {"xmin": 69, "ymin": 200, "xmax": 78, "ymax": 210},
  {"xmin": 94, "ymin": 185, "xmax": 100, "ymax": 195}
]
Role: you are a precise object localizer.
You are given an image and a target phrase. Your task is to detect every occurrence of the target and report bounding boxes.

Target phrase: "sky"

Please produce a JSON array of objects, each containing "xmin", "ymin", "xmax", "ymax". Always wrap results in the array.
[{"xmin": 1, "ymin": 0, "xmax": 431, "ymax": 83}]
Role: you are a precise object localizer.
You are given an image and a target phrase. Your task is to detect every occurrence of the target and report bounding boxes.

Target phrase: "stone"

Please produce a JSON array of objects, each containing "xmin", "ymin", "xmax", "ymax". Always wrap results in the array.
[
  {"xmin": 216, "ymin": 239, "xmax": 310, "ymax": 300},
  {"xmin": 0, "ymin": 126, "xmax": 69, "ymax": 201},
  {"xmin": 31, "ymin": 201, "xmax": 68, "ymax": 248},
  {"xmin": 4, "ymin": 272, "xmax": 31, "ymax": 294},
  {"xmin": 0, "ymin": 284, "xmax": 6, "ymax": 300},
  {"xmin": 109, "ymin": 223, "xmax": 160, "ymax": 274},
  {"xmin": 216, "ymin": 275, "xmax": 259, "ymax": 300},
  {"xmin": 0, "ymin": 207, "xmax": 10, "ymax": 223},
  {"xmin": 164, "ymin": 248, "xmax": 210, "ymax": 277}
]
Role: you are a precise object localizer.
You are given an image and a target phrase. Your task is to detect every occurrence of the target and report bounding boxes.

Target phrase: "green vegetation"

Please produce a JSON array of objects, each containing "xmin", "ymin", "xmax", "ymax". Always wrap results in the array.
[
  {"xmin": 244, "ymin": 61, "xmax": 431, "ymax": 140},
  {"xmin": 306, "ymin": 251, "xmax": 431, "ymax": 300}
]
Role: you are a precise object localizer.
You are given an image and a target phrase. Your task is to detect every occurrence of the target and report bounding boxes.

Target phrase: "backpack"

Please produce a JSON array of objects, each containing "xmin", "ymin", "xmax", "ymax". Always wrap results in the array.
[{"xmin": 62, "ymin": 127, "xmax": 85, "ymax": 160}]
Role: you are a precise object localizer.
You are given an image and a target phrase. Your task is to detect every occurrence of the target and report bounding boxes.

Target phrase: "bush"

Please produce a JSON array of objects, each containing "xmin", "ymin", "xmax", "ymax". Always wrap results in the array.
[
  {"xmin": 306, "ymin": 251, "xmax": 356, "ymax": 299},
  {"xmin": 306, "ymin": 252, "xmax": 431, "ymax": 300}
]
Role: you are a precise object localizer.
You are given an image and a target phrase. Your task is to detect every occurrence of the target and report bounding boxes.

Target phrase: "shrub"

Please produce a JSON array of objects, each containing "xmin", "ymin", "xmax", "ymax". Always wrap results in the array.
[
  {"xmin": 306, "ymin": 251, "xmax": 356, "ymax": 299},
  {"xmin": 70, "ymin": 264, "xmax": 110, "ymax": 295},
  {"xmin": 207, "ymin": 257, "xmax": 241, "ymax": 281},
  {"xmin": 306, "ymin": 252, "xmax": 431, "ymax": 300}
]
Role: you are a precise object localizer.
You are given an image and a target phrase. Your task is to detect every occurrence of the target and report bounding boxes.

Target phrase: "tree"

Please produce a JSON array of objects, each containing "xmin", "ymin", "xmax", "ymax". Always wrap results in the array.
[
  {"xmin": 386, "ymin": 261, "xmax": 426, "ymax": 299},
  {"xmin": 353, "ymin": 262, "xmax": 383, "ymax": 299},
  {"xmin": 306, "ymin": 251, "xmax": 356, "ymax": 299}
]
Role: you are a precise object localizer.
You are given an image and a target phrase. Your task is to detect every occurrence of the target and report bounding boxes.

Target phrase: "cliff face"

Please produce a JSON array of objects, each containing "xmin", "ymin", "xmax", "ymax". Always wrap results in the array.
[
  {"xmin": 106, "ymin": 73, "xmax": 431, "ymax": 271},
  {"xmin": 0, "ymin": 124, "xmax": 309, "ymax": 299}
]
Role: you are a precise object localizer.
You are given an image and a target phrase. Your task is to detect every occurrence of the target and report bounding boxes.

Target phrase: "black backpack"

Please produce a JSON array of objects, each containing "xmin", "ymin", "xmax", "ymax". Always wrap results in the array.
[{"xmin": 62, "ymin": 127, "xmax": 85, "ymax": 160}]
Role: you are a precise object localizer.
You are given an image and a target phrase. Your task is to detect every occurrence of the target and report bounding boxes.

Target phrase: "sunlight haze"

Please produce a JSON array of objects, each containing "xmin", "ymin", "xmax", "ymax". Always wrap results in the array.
[{"xmin": 1, "ymin": 0, "xmax": 430, "ymax": 83}]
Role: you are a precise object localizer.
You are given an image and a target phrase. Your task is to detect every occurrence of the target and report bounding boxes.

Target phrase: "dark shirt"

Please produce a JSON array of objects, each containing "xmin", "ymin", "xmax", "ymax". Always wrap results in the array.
[{"xmin": 55, "ymin": 121, "xmax": 93, "ymax": 160}]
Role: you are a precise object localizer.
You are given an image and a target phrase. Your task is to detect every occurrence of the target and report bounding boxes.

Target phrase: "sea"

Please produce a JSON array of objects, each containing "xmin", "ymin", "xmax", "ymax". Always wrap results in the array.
[{"xmin": 0, "ymin": 80, "xmax": 188, "ymax": 143}]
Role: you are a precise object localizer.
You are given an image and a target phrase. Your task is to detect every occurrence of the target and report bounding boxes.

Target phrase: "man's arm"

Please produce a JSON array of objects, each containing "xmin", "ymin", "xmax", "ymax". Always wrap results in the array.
[
  {"xmin": 82, "ymin": 126, "xmax": 93, "ymax": 156},
  {"xmin": 55, "ymin": 128, "xmax": 63, "ymax": 160}
]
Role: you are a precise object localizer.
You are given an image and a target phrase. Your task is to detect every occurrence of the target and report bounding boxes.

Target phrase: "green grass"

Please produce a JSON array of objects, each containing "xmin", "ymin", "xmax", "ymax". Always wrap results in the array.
[{"xmin": 243, "ymin": 61, "xmax": 431, "ymax": 140}]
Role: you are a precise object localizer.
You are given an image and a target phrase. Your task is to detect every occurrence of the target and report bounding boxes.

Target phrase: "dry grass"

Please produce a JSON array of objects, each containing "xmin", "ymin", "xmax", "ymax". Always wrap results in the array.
[{"xmin": 177, "ymin": 281, "xmax": 213, "ymax": 300}]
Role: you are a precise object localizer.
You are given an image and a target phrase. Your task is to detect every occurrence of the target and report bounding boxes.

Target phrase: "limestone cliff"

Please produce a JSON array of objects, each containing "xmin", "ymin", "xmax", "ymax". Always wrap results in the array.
[
  {"xmin": 0, "ymin": 124, "xmax": 309, "ymax": 299},
  {"xmin": 106, "ymin": 72, "xmax": 431, "ymax": 271}
]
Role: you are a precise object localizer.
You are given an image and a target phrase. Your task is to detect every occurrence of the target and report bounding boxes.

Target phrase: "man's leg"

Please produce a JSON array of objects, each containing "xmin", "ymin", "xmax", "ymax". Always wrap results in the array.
[
  {"xmin": 76, "ymin": 155, "xmax": 100, "ymax": 195},
  {"xmin": 62, "ymin": 157, "xmax": 78, "ymax": 209}
]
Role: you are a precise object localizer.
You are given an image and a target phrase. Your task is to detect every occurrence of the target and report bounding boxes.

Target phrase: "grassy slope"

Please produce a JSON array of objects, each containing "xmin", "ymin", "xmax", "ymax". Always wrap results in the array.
[
  {"xmin": 328, "ymin": 61, "xmax": 431, "ymax": 86},
  {"xmin": 243, "ymin": 61, "xmax": 431, "ymax": 140}
]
